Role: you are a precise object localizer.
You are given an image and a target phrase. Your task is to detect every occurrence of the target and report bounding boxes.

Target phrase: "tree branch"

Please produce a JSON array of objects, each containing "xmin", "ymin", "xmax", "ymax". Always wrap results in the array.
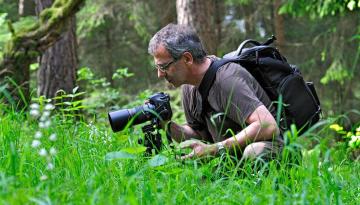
[{"xmin": 0, "ymin": 0, "xmax": 84, "ymax": 108}]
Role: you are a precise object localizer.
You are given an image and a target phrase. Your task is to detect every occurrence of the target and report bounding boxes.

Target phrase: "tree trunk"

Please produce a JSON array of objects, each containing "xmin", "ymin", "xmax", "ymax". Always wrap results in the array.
[
  {"xmin": 0, "ymin": 0, "xmax": 83, "ymax": 110},
  {"xmin": 104, "ymin": 28, "xmax": 114, "ymax": 86},
  {"xmin": 19, "ymin": 0, "xmax": 36, "ymax": 16},
  {"xmin": 241, "ymin": 3, "xmax": 257, "ymax": 39},
  {"xmin": 35, "ymin": 0, "xmax": 78, "ymax": 98},
  {"xmin": 214, "ymin": 0, "xmax": 224, "ymax": 47},
  {"xmin": 273, "ymin": 0, "xmax": 286, "ymax": 53},
  {"xmin": 176, "ymin": 0, "xmax": 219, "ymax": 55}
]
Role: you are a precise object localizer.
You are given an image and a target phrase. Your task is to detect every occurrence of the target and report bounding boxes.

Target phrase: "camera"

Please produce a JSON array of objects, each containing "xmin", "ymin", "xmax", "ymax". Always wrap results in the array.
[{"xmin": 108, "ymin": 92, "xmax": 172, "ymax": 132}]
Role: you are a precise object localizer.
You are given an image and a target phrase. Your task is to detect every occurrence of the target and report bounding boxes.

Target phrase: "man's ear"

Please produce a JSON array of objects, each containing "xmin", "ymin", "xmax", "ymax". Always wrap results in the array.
[{"xmin": 182, "ymin": 51, "xmax": 193, "ymax": 65}]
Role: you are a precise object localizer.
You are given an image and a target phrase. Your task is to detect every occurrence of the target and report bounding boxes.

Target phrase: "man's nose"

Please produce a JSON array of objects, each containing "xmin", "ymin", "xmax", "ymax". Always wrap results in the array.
[{"xmin": 157, "ymin": 69, "xmax": 166, "ymax": 78}]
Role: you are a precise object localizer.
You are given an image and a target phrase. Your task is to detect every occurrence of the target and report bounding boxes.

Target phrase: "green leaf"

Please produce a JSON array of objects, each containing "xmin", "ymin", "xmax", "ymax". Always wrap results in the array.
[
  {"xmin": 61, "ymin": 106, "xmax": 86, "ymax": 111},
  {"xmin": 347, "ymin": 0, "xmax": 356, "ymax": 11},
  {"xmin": 62, "ymin": 102, "xmax": 72, "ymax": 106},
  {"xmin": 77, "ymin": 67, "xmax": 94, "ymax": 81},
  {"xmin": 116, "ymin": 135, "xmax": 129, "ymax": 143},
  {"xmin": 148, "ymin": 154, "xmax": 168, "ymax": 167},
  {"xmin": 105, "ymin": 151, "xmax": 135, "ymax": 160},
  {"xmin": 71, "ymin": 100, "xmax": 84, "ymax": 107},
  {"xmin": 0, "ymin": 13, "xmax": 8, "ymax": 26},
  {"xmin": 72, "ymin": 92, "xmax": 86, "ymax": 97},
  {"xmin": 112, "ymin": 68, "xmax": 134, "ymax": 80},
  {"xmin": 72, "ymin": 86, "xmax": 79, "ymax": 94},
  {"xmin": 0, "ymin": 83, "xmax": 15, "ymax": 105},
  {"xmin": 121, "ymin": 146, "xmax": 147, "ymax": 154},
  {"xmin": 30, "ymin": 63, "xmax": 39, "ymax": 71}
]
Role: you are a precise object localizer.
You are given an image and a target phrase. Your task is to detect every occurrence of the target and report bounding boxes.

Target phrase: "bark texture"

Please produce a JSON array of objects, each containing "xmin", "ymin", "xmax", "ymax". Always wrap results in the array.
[
  {"xmin": 36, "ymin": 0, "xmax": 78, "ymax": 98},
  {"xmin": 19, "ymin": 0, "xmax": 36, "ymax": 16},
  {"xmin": 176, "ymin": 0, "xmax": 219, "ymax": 55},
  {"xmin": 0, "ymin": 0, "xmax": 83, "ymax": 108},
  {"xmin": 274, "ymin": 0, "xmax": 286, "ymax": 53}
]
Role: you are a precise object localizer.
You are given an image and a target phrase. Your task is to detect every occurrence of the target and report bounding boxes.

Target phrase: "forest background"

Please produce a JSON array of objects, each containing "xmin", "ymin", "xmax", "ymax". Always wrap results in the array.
[
  {"xmin": 0, "ymin": 0, "xmax": 359, "ymax": 204},
  {"xmin": 1, "ymin": 0, "xmax": 359, "ymax": 119}
]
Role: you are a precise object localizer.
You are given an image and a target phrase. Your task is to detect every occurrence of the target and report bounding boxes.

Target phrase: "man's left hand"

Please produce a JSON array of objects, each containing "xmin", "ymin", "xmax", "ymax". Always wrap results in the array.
[{"xmin": 178, "ymin": 139, "xmax": 217, "ymax": 160}]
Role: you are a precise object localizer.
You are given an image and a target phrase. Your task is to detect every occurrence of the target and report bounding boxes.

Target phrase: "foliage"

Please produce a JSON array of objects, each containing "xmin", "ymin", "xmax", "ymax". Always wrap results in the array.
[
  {"xmin": 280, "ymin": 0, "xmax": 360, "ymax": 18},
  {"xmin": 76, "ymin": 66, "xmax": 135, "ymax": 117},
  {"xmin": 31, "ymin": 88, "xmax": 87, "ymax": 123},
  {"xmin": 112, "ymin": 68, "xmax": 135, "ymax": 80},
  {"xmin": 276, "ymin": 1, "xmax": 360, "ymax": 115},
  {"xmin": 1, "ymin": 0, "xmax": 85, "ymax": 110},
  {"xmin": 0, "ymin": 110, "xmax": 359, "ymax": 204},
  {"xmin": 76, "ymin": 0, "xmax": 175, "ymax": 93},
  {"xmin": 0, "ymin": 0, "xmax": 18, "ymax": 21},
  {"xmin": 320, "ymin": 58, "xmax": 354, "ymax": 85},
  {"xmin": 329, "ymin": 123, "xmax": 360, "ymax": 149},
  {"xmin": 0, "ymin": 13, "xmax": 37, "ymax": 61},
  {"xmin": 28, "ymin": 102, "xmax": 58, "ymax": 180}
]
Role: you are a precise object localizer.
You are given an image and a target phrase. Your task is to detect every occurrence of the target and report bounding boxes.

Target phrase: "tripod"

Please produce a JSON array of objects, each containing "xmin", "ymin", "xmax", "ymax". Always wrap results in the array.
[{"xmin": 139, "ymin": 118, "xmax": 163, "ymax": 155}]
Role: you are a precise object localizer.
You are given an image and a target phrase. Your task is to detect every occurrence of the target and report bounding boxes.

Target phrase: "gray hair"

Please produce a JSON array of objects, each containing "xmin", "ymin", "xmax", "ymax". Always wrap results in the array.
[{"xmin": 148, "ymin": 23, "xmax": 207, "ymax": 63}]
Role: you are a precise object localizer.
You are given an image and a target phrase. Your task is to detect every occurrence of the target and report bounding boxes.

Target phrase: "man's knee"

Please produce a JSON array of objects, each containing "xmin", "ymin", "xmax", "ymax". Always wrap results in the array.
[{"xmin": 242, "ymin": 141, "xmax": 281, "ymax": 161}]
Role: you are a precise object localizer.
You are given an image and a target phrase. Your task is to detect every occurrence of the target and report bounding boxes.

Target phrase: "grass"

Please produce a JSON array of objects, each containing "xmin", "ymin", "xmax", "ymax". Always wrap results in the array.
[{"xmin": 0, "ymin": 110, "xmax": 359, "ymax": 205}]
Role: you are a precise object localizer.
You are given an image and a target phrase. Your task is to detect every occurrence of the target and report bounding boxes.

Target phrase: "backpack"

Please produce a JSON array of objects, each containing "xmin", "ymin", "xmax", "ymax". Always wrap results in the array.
[{"xmin": 198, "ymin": 36, "xmax": 321, "ymax": 134}]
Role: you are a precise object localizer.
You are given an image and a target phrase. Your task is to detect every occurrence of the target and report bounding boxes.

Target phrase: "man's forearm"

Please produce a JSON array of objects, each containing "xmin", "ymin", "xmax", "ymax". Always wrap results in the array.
[
  {"xmin": 168, "ymin": 122, "xmax": 206, "ymax": 143},
  {"xmin": 219, "ymin": 121, "xmax": 279, "ymax": 151}
]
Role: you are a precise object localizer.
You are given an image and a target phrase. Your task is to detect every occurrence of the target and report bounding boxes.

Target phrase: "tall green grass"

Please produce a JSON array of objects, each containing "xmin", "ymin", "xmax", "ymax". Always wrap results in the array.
[{"xmin": 0, "ymin": 110, "xmax": 359, "ymax": 205}]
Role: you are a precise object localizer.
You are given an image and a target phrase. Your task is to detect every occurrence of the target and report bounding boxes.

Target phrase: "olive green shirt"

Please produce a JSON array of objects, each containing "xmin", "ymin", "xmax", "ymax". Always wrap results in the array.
[{"xmin": 182, "ymin": 58, "xmax": 278, "ymax": 143}]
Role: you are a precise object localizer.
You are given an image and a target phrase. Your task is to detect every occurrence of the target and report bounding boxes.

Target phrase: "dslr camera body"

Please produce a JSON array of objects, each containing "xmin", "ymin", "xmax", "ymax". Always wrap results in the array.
[
  {"xmin": 108, "ymin": 92, "xmax": 172, "ymax": 132},
  {"xmin": 108, "ymin": 92, "xmax": 172, "ymax": 155}
]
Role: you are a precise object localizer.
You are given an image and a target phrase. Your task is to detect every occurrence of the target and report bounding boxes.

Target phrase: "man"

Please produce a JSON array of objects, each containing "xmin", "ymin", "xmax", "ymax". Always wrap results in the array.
[{"xmin": 148, "ymin": 23, "xmax": 282, "ymax": 161}]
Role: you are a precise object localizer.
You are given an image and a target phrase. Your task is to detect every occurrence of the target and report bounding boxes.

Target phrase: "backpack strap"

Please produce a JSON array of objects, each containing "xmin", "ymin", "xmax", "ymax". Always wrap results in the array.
[{"xmin": 198, "ymin": 58, "xmax": 239, "ymax": 118}]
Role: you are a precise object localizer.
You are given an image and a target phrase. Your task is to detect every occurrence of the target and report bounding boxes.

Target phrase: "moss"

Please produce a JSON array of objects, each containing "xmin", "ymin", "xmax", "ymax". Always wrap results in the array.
[
  {"xmin": 14, "ymin": 52, "xmax": 28, "ymax": 64},
  {"xmin": 4, "ymin": 40, "xmax": 14, "ymax": 54},
  {"xmin": 53, "ymin": 0, "xmax": 65, "ymax": 8},
  {"xmin": 27, "ymin": 51, "xmax": 39, "ymax": 59},
  {"xmin": 16, "ymin": 22, "xmax": 40, "ymax": 37},
  {"xmin": 0, "ymin": 0, "xmax": 84, "ymax": 109},
  {"xmin": 6, "ymin": 21, "xmax": 16, "ymax": 40},
  {"xmin": 28, "ymin": 22, "xmax": 40, "ymax": 32},
  {"xmin": 40, "ymin": 8, "xmax": 54, "ymax": 24},
  {"xmin": 9, "ymin": 36, "xmax": 22, "ymax": 51}
]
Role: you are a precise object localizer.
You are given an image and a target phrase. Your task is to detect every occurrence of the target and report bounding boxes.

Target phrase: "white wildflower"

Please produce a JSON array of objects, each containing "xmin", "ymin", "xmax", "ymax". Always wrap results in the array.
[
  {"xmin": 35, "ymin": 131, "xmax": 42, "ymax": 139},
  {"xmin": 31, "ymin": 140, "xmax": 41, "ymax": 148},
  {"xmin": 350, "ymin": 135, "xmax": 360, "ymax": 143},
  {"xmin": 39, "ymin": 121, "xmax": 51, "ymax": 128},
  {"xmin": 39, "ymin": 148, "xmax": 47, "ymax": 157},
  {"xmin": 30, "ymin": 103, "xmax": 40, "ymax": 110},
  {"xmin": 40, "ymin": 175, "xmax": 48, "ymax": 181},
  {"xmin": 44, "ymin": 120, "xmax": 51, "ymax": 128},
  {"xmin": 30, "ymin": 110, "xmax": 40, "ymax": 117},
  {"xmin": 47, "ymin": 163, "xmax": 54, "ymax": 170},
  {"xmin": 42, "ymin": 111, "xmax": 51, "ymax": 118},
  {"xmin": 49, "ymin": 134, "xmax": 57, "ymax": 141},
  {"xmin": 40, "ymin": 115, "xmax": 47, "ymax": 122},
  {"xmin": 44, "ymin": 104, "xmax": 55, "ymax": 111},
  {"xmin": 39, "ymin": 122, "xmax": 45, "ymax": 128},
  {"xmin": 49, "ymin": 147, "xmax": 57, "ymax": 155}
]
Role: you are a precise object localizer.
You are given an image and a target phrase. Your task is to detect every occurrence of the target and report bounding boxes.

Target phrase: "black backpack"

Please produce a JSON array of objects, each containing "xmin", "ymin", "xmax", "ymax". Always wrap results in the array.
[{"xmin": 198, "ymin": 36, "xmax": 321, "ymax": 134}]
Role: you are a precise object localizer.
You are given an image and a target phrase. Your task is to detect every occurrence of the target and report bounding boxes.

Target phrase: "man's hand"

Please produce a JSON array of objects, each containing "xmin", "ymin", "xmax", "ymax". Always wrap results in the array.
[{"xmin": 178, "ymin": 139, "xmax": 217, "ymax": 160}]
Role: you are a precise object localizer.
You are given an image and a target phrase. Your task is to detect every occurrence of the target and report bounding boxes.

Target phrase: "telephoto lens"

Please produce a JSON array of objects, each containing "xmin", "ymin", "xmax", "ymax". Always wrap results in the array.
[
  {"xmin": 108, "ymin": 92, "xmax": 172, "ymax": 132},
  {"xmin": 108, "ymin": 103, "xmax": 155, "ymax": 132}
]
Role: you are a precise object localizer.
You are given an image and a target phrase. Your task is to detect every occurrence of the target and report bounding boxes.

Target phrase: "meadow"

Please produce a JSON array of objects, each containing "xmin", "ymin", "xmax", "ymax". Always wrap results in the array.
[{"xmin": 0, "ymin": 102, "xmax": 359, "ymax": 205}]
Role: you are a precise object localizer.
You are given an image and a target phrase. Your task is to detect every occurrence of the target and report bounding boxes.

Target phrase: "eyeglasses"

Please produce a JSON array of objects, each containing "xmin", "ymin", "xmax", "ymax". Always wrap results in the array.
[{"xmin": 154, "ymin": 59, "xmax": 177, "ymax": 72}]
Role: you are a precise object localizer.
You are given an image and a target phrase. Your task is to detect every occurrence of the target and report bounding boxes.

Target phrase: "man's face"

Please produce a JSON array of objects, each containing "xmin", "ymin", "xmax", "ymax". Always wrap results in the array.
[{"xmin": 153, "ymin": 44, "xmax": 186, "ymax": 87}]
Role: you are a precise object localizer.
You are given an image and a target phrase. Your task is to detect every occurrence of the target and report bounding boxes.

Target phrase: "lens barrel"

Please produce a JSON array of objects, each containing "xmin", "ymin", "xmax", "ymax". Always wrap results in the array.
[{"xmin": 108, "ymin": 104, "xmax": 155, "ymax": 132}]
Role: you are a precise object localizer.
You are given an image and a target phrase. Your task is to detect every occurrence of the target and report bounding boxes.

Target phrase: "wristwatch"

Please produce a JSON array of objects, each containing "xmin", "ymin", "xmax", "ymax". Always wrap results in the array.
[{"xmin": 216, "ymin": 142, "xmax": 226, "ymax": 156}]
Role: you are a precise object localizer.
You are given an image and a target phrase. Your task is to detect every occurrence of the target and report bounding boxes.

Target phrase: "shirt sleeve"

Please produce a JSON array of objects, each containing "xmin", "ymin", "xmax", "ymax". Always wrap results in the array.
[{"xmin": 217, "ymin": 75, "xmax": 264, "ymax": 126}]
